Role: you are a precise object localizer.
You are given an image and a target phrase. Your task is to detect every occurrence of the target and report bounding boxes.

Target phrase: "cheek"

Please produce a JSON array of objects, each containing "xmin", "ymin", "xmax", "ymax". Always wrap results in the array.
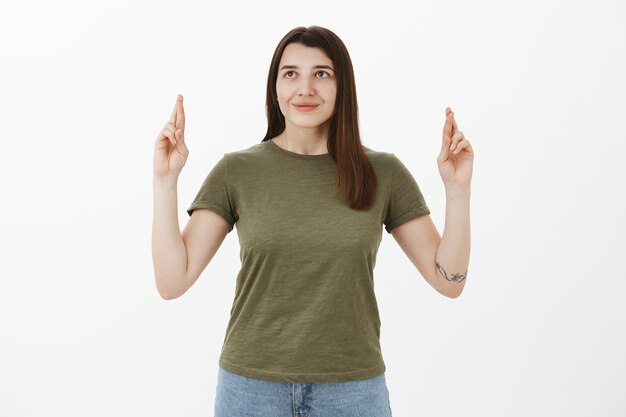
[
  {"xmin": 325, "ymin": 83, "xmax": 337, "ymax": 98},
  {"xmin": 275, "ymin": 89, "xmax": 290, "ymax": 114},
  {"xmin": 326, "ymin": 86, "xmax": 337, "ymax": 107},
  {"xmin": 276, "ymin": 79, "xmax": 295, "ymax": 94},
  {"xmin": 276, "ymin": 86, "xmax": 293, "ymax": 105},
  {"xmin": 277, "ymin": 95, "xmax": 290, "ymax": 113}
]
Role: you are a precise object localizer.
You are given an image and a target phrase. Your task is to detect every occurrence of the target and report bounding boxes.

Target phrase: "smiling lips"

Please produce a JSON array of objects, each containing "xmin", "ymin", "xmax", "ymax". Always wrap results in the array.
[{"xmin": 293, "ymin": 103, "xmax": 319, "ymax": 112}]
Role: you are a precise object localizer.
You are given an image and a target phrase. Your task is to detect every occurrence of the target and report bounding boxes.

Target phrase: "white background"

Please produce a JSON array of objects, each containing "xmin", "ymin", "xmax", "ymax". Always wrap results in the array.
[{"xmin": 1, "ymin": 0, "xmax": 625, "ymax": 416}]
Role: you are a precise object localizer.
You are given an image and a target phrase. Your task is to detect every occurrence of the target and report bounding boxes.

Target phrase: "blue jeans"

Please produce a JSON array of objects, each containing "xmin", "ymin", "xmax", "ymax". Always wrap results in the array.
[{"xmin": 214, "ymin": 367, "xmax": 393, "ymax": 417}]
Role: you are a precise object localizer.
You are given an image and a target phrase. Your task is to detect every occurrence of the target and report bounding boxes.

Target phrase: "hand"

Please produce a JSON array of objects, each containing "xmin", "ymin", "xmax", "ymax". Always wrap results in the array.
[
  {"xmin": 153, "ymin": 94, "xmax": 189, "ymax": 180},
  {"xmin": 437, "ymin": 107, "xmax": 474, "ymax": 193}
]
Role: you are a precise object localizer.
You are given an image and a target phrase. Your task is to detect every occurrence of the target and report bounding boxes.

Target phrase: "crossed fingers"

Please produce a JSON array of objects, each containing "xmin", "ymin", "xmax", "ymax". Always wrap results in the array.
[{"xmin": 443, "ymin": 107, "xmax": 472, "ymax": 155}]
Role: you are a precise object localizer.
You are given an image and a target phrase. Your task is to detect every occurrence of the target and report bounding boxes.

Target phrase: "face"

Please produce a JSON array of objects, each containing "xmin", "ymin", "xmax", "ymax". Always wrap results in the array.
[{"xmin": 276, "ymin": 43, "xmax": 337, "ymax": 131}]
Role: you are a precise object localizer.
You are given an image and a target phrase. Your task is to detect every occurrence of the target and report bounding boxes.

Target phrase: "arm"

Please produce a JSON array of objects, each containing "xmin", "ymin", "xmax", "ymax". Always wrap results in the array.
[
  {"xmin": 151, "ymin": 95, "xmax": 230, "ymax": 300},
  {"xmin": 152, "ymin": 178, "xmax": 229, "ymax": 300},
  {"xmin": 435, "ymin": 192, "xmax": 470, "ymax": 296},
  {"xmin": 390, "ymin": 192, "xmax": 470, "ymax": 299},
  {"xmin": 152, "ymin": 178, "xmax": 188, "ymax": 299},
  {"xmin": 391, "ymin": 107, "xmax": 473, "ymax": 298}
]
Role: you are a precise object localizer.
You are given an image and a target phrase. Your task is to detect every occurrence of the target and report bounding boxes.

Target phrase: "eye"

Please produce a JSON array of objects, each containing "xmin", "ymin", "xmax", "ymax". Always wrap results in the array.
[
  {"xmin": 285, "ymin": 70, "xmax": 296, "ymax": 78},
  {"xmin": 316, "ymin": 70, "xmax": 330, "ymax": 78}
]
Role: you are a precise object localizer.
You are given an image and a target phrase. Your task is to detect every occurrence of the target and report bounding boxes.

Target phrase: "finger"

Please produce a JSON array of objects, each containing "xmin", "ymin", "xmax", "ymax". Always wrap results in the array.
[
  {"xmin": 440, "ymin": 130, "xmax": 451, "ymax": 154},
  {"xmin": 450, "ymin": 110, "xmax": 459, "ymax": 135},
  {"xmin": 169, "ymin": 96, "xmax": 179, "ymax": 125},
  {"xmin": 163, "ymin": 123, "xmax": 177, "ymax": 138},
  {"xmin": 449, "ymin": 131, "xmax": 464, "ymax": 151},
  {"xmin": 164, "ymin": 121, "xmax": 176, "ymax": 131},
  {"xmin": 438, "ymin": 135, "xmax": 451, "ymax": 163},
  {"xmin": 174, "ymin": 128, "xmax": 185, "ymax": 145},
  {"xmin": 443, "ymin": 107, "xmax": 455, "ymax": 143},
  {"xmin": 175, "ymin": 129, "xmax": 189, "ymax": 155},
  {"xmin": 176, "ymin": 95, "xmax": 185, "ymax": 131},
  {"xmin": 158, "ymin": 126, "xmax": 177, "ymax": 145},
  {"xmin": 453, "ymin": 139, "xmax": 473, "ymax": 155},
  {"xmin": 443, "ymin": 115, "xmax": 452, "ymax": 143},
  {"xmin": 437, "ymin": 145, "xmax": 450, "ymax": 165}
]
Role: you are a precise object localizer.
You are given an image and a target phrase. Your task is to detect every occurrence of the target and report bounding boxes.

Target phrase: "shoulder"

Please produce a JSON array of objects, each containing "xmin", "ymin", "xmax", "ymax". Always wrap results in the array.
[
  {"xmin": 216, "ymin": 141, "xmax": 270, "ymax": 173},
  {"xmin": 221, "ymin": 142, "xmax": 400, "ymax": 171},
  {"xmin": 362, "ymin": 145, "xmax": 400, "ymax": 173},
  {"xmin": 363, "ymin": 145, "xmax": 398, "ymax": 162},
  {"xmin": 223, "ymin": 141, "xmax": 267, "ymax": 161}
]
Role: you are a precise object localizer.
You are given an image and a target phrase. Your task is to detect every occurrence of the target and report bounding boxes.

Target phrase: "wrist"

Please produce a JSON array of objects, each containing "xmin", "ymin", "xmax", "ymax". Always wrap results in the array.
[
  {"xmin": 153, "ymin": 175, "xmax": 178, "ymax": 189},
  {"xmin": 445, "ymin": 186, "xmax": 471, "ymax": 201}
]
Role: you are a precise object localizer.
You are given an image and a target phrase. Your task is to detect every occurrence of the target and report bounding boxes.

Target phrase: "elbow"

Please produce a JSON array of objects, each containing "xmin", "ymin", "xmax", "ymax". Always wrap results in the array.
[
  {"xmin": 446, "ymin": 288, "xmax": 463, "ymax": 299},
  {"xmin": 433, "ymin": 260, "xmax": 467, "ymax": 299},
  {"xmin": 433, "ymin": 279, "xmax": 465, "ymax": 299},
  {"xmin": 444, "ymin": 281, "xmax": 466, "ymax": 299},
  {"xmin": 156, "ymin": 281, "xmax": 183, "ymax": 301},
  {"xmin": 438, "ymin": 288, "xmax": 462, "ymax": 299},
  {"xmin": 156, "ymin": 270, "xmax": 194, "ymax": 300},
  {"xmin": 159, "ymin": 291, "xmax": 179, "ymax": 301}
]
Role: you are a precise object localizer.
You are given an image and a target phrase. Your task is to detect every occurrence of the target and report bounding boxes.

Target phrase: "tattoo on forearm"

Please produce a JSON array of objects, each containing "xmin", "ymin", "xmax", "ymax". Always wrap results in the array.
[{"xmin": 435, "ymin": 261, "xmax": 467, "ymax": 283}]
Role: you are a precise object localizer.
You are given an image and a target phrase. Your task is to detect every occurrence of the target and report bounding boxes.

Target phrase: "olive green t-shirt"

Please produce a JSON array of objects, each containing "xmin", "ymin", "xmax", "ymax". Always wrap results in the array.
[{"xmin": 187, "ymin": 139, "xmax": 430, "ymax": 383}]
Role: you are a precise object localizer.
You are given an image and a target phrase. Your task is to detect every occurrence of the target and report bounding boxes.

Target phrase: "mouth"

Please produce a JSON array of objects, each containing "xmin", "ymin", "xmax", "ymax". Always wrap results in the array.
[{"xmin": 293, "ymin": 104, "xmax": 319, "ymax": 112}]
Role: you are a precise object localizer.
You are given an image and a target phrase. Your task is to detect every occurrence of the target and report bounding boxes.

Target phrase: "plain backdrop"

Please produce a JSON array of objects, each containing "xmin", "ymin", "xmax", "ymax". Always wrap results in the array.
[{"xmin": 1, "ymin": 0, "xmax": 625, "ymax": 416}]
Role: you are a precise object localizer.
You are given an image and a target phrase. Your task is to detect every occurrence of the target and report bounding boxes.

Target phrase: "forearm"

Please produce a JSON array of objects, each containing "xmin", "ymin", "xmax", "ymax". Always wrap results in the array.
[
  {"xmin": 152, "ymin": 177, "xmax": 188, "ymax": 299},
  {"xmin": 434, "ymin": 189, "xmax": 471, "ymax": 297}
]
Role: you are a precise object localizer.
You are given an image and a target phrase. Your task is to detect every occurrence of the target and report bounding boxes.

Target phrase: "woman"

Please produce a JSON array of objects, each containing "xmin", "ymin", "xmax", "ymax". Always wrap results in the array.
[{"xmin": 152, "ymin": 25, "xmax": 473, "ymax": 417}]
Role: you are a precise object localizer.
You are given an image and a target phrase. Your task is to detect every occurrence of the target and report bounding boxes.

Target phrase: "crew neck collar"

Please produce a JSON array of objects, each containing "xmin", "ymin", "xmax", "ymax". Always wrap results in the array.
[{"xmin": 266, "ymin": 138, "xmax": 332, "ymax": 160}]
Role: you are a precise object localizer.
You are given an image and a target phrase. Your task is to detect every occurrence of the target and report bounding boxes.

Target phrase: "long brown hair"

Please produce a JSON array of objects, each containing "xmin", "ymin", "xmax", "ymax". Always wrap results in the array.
[{"xmin": 261, "ymin": 26, "xmax": 377, "ymax": 210}]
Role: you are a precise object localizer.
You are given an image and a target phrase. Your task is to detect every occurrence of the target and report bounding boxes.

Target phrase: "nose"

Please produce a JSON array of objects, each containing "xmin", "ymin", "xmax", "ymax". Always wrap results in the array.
[{"xmin": 297, "ymin": 78, "xmax": 315, "ymax": 96}]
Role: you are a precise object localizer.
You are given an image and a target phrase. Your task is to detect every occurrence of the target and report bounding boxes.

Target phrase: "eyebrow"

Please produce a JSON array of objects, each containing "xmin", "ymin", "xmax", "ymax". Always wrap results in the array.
[{"xmin": 279, "ymin": 64, "xmax": 335, "ymax": 72}]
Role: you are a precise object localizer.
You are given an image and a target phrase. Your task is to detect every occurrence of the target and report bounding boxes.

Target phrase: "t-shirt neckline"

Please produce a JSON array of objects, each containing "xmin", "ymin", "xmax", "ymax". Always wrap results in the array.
[{"xmin": 265, "ymin": 138, "xmax": 332, "ymax": 160}]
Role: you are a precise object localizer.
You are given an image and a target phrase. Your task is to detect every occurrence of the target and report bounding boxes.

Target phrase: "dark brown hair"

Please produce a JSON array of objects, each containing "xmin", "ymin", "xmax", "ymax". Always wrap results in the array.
[{"xmin": 261, "ymin": 26, "xmax": 377, "ymax": 210}]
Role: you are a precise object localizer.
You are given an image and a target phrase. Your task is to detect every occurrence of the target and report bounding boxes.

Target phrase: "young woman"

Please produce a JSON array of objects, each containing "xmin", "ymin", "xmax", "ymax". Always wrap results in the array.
[{"xmin": 152, "ymin": 25, "xmax": 473, "ymax": 417}]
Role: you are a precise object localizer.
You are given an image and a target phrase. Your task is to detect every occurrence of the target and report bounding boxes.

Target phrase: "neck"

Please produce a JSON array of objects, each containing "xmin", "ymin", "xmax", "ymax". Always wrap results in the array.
[{"xmin": 278, "ymin": 123, "xmax": 329, "ymax": 155}]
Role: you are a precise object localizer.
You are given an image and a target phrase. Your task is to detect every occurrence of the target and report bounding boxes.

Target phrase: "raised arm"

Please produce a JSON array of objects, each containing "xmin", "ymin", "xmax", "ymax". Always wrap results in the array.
[
  {"xmin": 152, "ymin": 95, "xmax": 230, "ymax": 300},
  {"xmin": 391, "ymin": 107, "xmax": 473, "ymax": 298}
]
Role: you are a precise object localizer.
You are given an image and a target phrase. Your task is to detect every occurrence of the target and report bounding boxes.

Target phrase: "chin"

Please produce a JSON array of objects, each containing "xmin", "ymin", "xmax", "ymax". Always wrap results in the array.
[
  {"xmin": 287, "ymin": 117, "xmax": 332, "ymax": 130},
  {"xmin": 292, "ymin": 122, "xmax": 324, "ymax": 129}
]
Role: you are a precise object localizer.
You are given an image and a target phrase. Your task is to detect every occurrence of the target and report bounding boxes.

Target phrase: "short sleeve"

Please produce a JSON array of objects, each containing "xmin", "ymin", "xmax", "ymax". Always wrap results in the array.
[
  {"xmin": 384, "ymin": 154, "xmax": 430, "ymax": 233},
  {"xmin": 186, "ymin": 154, "xmax": 237, "ymax": 233}
]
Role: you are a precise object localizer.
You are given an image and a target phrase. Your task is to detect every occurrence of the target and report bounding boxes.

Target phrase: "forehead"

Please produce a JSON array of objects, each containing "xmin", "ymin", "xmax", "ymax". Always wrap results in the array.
[{"xmin": 279, "ymin": 43, "xmax": 333, "ymax": 67}]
